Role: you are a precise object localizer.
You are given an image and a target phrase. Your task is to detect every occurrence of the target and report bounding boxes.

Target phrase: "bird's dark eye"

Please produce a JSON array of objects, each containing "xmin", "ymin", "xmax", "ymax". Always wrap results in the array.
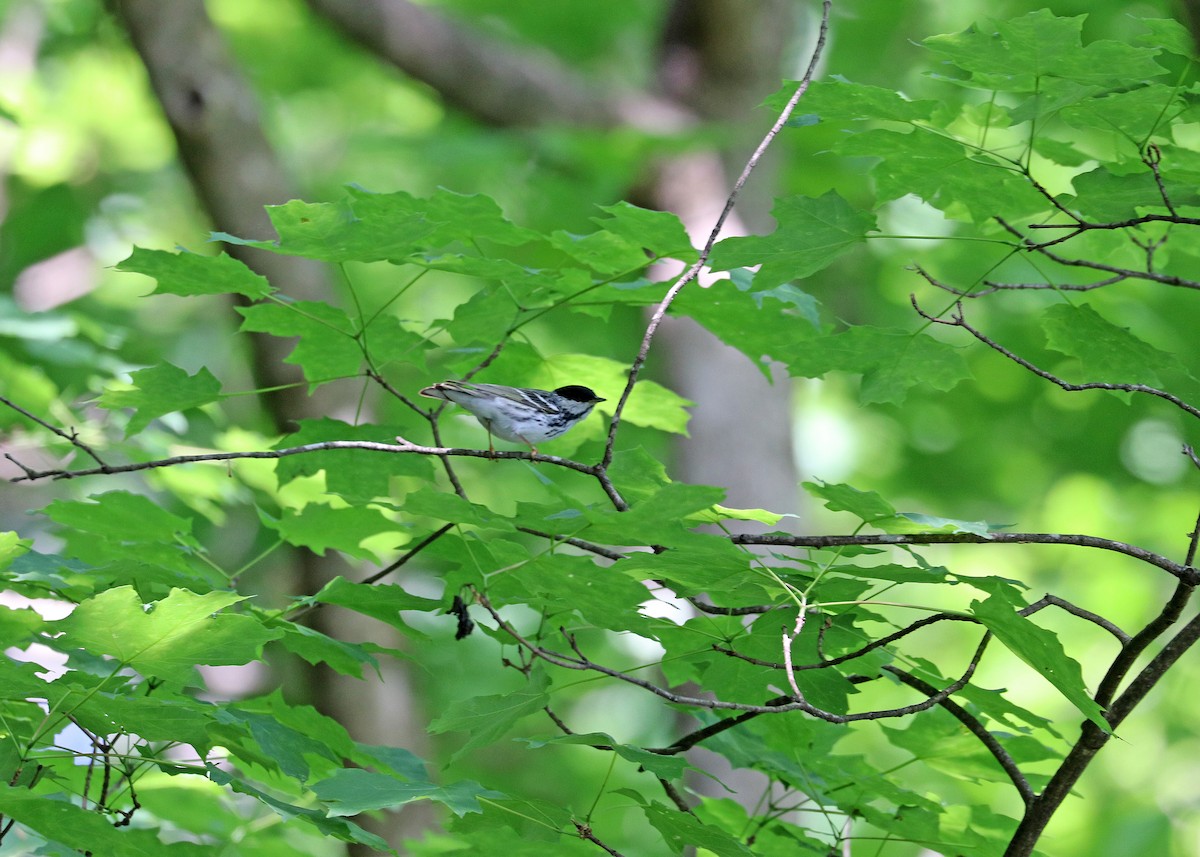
[{"xmin": 554, "ymin": 385, "xmax": 600, "ymax": 402}]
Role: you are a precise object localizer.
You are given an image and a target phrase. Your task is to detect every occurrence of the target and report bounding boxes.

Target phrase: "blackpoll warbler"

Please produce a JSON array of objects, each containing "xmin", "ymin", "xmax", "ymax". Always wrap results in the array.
[{"xmin": 419, "ymin": 380, "xmax": 605, "ymax": 453}]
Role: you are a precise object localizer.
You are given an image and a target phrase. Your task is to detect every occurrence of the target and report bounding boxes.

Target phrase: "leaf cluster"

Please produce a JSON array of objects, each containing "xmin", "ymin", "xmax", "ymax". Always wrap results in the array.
[{"xmin": 2, "ymin": 9, "xmax": 1200, "ymax": 857}]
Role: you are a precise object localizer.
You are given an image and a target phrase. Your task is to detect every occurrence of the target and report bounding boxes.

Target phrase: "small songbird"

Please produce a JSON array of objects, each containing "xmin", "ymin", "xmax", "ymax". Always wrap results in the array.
[{"xmin": 419, "ymin": 380, "xmax": 605, "ymax": 454}]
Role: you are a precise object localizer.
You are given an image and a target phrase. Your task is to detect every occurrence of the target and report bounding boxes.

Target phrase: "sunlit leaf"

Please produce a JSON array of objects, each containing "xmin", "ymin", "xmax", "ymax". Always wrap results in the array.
[
  {"xmin": 118, "ymin": 247, "xmax": 273, "ymax": 299},
  {"xmin": 709, "ymin": 191, "xmax": 875, "ymax": 287},
  {"xmin": 99, "ymin": 362, "xmax": 223, "ymax": 435}
]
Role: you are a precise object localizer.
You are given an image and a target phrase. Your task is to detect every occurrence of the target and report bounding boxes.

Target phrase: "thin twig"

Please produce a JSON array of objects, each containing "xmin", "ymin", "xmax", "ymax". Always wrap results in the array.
[
  {"xmin": 912, "ymin": 296, "xmax": 1200, "ymax": 422},
  {"xmin": 573, "ymin": 820, "xmax": 627, "ymax": 857},
  {"xmin": 998, "ymin": 217, "xmax": 1200, "ymax": 291},
  {"xmin": 599, "ymin": 0, "xmax": 832, "ymax": 471},
  {"xmin": 359, "ymin": 523, "xmax": 455, "ymax": 585},
  {"xmin": 1022, "ymin": 594, "xmax": 1130, "ymax": 644},
  {"xmin": 884, "ymin": 660, "xmax": 1034, "ymax": 806},
  {"xmin": 0, "ymin": 394, "xmax": 108, "ymax": 468},
  {"xmin": 730, "ymin": 531, "xmax": 1195, "ymax": 583}
]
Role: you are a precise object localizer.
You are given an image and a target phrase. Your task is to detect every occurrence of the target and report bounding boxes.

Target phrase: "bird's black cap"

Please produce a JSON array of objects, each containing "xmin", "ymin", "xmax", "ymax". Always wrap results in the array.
[{"xmin": 554, "ymin": 385, "xmax": 604, "ymax": 402}]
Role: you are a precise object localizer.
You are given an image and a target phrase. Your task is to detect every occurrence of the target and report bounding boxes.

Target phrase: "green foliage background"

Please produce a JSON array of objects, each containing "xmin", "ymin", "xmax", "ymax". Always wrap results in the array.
[{"xmin": 2, "ymin": 1, "xmax": 1199, "ymax": 855}]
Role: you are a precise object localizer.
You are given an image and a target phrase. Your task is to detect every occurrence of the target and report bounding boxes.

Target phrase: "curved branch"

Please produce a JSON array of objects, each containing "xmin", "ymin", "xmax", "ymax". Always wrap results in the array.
[
  {"xmin": 0, "ymin": 394, "xmax": 107, "ymax": 468},
  {"xmin": 1023, "ymin": 594, "xmax": 1130, "ymax": 645},
  {"xmin": 912, "ymin": 297, "xmax": 1200, "ymax": 422},
  {"xmin": 884, "ymin": 663, "xmax": 1034, "ymax": 806}
]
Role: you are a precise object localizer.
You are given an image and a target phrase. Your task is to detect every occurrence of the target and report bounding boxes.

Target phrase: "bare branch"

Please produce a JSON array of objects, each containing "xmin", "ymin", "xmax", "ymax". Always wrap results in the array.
[
  {"xmin": 730, "ymin": 531, "xmax": 1196, "ymax": 583},
  {"xmin": 8, "ymin": 439, "xmax": 599, "ymax": 483},
  {"xmin": 573, "ymin": 820, "xmax": 628, "ymax": 857},
  {"xmin": 0, "ymin": 394, "xmax": 108, "ymax": 468},
  {"xmin": 913, "ymin": 264, "xmax": 1127, "ymax": 298},
  {"xmin": 1023, "ymin": 594, "xmax": 1130, "ymax": 645},
  {"xmin": 1144, "ymin": 144, "xmax": 1179, "ymax": 217},
  {"xmin": 999, "ymin": 217, "xmax": 1200, "ymax": 291},
  {"xmin": 911, "ymin": 296, "xmax": 1200, "ymax": 422},
  {"xmin": 359, "ymin": 523, "xmax": 455, "ymax": 586}
]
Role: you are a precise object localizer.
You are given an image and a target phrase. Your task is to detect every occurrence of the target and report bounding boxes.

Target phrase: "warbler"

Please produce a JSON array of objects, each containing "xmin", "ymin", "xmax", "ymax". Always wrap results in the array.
[{"xmin": 419, "ymin": 380, "xmax": 605, "ymax": 453}]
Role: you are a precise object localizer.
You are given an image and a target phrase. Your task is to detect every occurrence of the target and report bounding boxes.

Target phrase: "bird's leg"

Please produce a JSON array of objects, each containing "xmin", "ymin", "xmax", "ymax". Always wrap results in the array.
[{"xmin": 482, "ymin": 420, "xmax": 497, "ymax": 459}]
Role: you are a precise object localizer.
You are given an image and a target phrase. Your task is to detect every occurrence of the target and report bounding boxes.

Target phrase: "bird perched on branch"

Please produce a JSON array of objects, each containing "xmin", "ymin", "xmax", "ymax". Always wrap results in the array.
[{"xmin": 419, "ymin": 380, "xmax": 604, "ymax": 454}]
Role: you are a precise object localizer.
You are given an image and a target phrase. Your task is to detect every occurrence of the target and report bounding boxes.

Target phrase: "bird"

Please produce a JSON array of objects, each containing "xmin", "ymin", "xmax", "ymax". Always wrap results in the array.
[{"xmin": 419, "ymin": 380, "xmax": 605, "ymax": 454}]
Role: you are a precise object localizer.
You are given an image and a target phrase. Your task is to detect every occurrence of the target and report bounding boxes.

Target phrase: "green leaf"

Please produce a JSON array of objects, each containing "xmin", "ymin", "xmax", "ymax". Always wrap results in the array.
[
  {"xmin": 1059, "ymin": 85, "xmax": 1187, "ymax": 158},
  {"xmin": 550, "ymin": 229, "xmax": 652, "ymax": 276},
  {"xmin": 313, "ymin": 768, "xmax": 503, "ymax": 817},
  {"xmin": 766, "ymin": 77, "xmax": 938, "ymax": 123},
  {"xmin": 875, "ymin": 512, "xmax": 996, "ymax": 536},
  {"xmin": 362, "ymin": 315, "xmax": 432, "ymax": 372},
  {"xmin": 970, "ymin": 589, "xmax": 1109, "ymax": 732},
  {"xmin": 1041, "ymin": 303, "xmax": 1183, "ymax": 388},
  {"xmin": 827, "ymin": 563, "xmax": 952, "ymax": 584},
  {"xmin": 642, "ymin": 800, "xmax": 756, "ymax": 856},
  {"xmin": 607, "ymin": 446, "xmax": 671, "ymax": 506},
  {"xmin": 0, "ymin": 603, "xmax": 42, "ymax": 647},
  {"xmin": 208, "ymin": 764, "xmax": 397, "ymax": 853},
  {"xmin": 883, "ymin": 705, "xmax": 1028, "ymax": 784},
  {"xmin": 99, "ymin": 362, "xmax": 223, "ymax": 435},
  {"xmin": 275, "ymin": 621, "xmax": 381, "ymax": 678},
  {"xmin": 1132, "ymin": 16, "xmax": 1196, "ymax": 57},
  {"xmin": 76, "ymin": 693, "xmax": 219, "ymax": 751},
  {"xmin": 311, "ymin": 576, "xmax": 440, "ymax": 632},
  {"xmin": 273, "ymin": 418, "xmax": 434, "ymax": 500},
  {"xmin": 44, "ymin": 491, "xmax": 198, "ymax": 548},
  {"xmin": 237, "ymin": 301, "xmax": 362, "ymax": 386},
  {"xmin": 691, "ymin": 503, "xmax": 789, "ymax": 526},
  {"xmin": 117, "ymin": 247, "xmax": 273, "ymax": 299},
  {"xmin": 616, "ymin": 539, "xmax": 761, "ymax": 598},
  {"xmin": 215, "ymin": 195, "xmax": 433, "ymax": 263},
  {"xmin": 417, "ymin": 187, "xmax": 543, "ymax": 246},
  {"xmin": 836, "ymin": 128, "xmax": 1046, "ymax": 222},
  {"xmin": 528, "ymin": 732, "xmax": 690, "ymax": 780},
  {"xmin": 399, "ymin": 490, "xmax": 518, "ymax": 531},
  {"xmin": 0, "ymin": 791, "xmax": 213, "ymax": 856},
  {"xmin": 923, "ymin": 10, "xmax": 1167, "ymax": 91},
  {"xmin": 709, "ymin": 192, "xmax": 875, "ymax": 287},
  {"xmin": 591, "ymin": 202, "xmax": 698, "ymax": 262},
  {"xmin": 215, "ymin": 187, "xmax": 542, "ymax": 263},
  {"xmin": 52, "ymin": 586, "xmax": 281, "ymax": 685},
  {"xmin": 223, "ymin": 691, "xmax": 357, "ymax": 782},
  {"xmin": 672, "ymin": 271, "xmax": 823, "ymax": 377},
  {"xmin": 266, "ymin": 503, "xmax": 405, "ymax": 560},
  {"xmin": 804, "ymin": 481, "xmax": 896, "ymax": 522},
  {"xmin": 784, "ymin": 327, "xmax": 972, "ymax": 404},
  {"xmin": 1064, "ymin": 167, "xmax": 1188, "ymax": 221},
  {"xmin": 428, "ymin": 670, "xmax": 551, "ymax": 759},
  {"xmin": 489, "ymin": 554, "xmax": 658, "ymax": 634}
]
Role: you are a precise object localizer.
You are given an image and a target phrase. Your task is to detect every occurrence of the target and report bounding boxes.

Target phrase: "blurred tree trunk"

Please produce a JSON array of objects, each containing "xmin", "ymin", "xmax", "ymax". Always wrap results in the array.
[
  {"xmin": 657, "ymin": 0, "xmax": 802, "ymax": 522},
  {"xmin": 106, "ymin": 2, "xmax": 436, "ymax": 848}
]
